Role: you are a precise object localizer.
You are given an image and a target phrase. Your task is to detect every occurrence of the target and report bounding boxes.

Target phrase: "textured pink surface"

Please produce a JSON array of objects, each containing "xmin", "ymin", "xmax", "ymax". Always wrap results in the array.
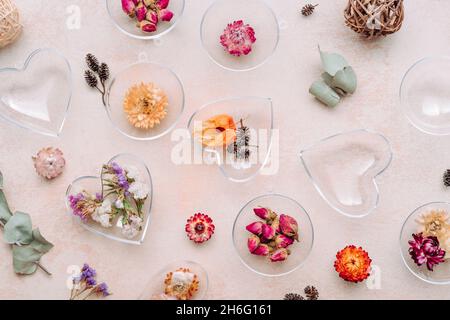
[{"xmin": 1, "ymin": 0, "xmax": 450, "ymax": 299}]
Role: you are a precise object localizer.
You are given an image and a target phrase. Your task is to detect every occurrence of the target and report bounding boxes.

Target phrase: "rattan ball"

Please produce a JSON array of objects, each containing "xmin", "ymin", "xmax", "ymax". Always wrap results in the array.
[
  {"xmin": 0, "ymin": 0, "xmax": 21, "ymax": 48},
  {"xmin": 344, "ymin": 0, "xmax": 404, "ymax": 39}
]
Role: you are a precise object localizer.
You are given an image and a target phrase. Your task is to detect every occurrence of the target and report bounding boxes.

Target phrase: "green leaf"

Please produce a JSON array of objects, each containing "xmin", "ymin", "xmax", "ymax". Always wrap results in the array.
[
  {"xmin": 12, "ymin": 245, "xmax": 40, "ymax": 275},
  {"xmin": 319, "ymin": 47, "xmax": 349, "ymax": 77},
  {"xmin": 331, "ymin": 66, "xmax": 357, "ymax": 94},
  {"xmin": 30, "ymin": 229, "xmax": 54, "ymax": 253},
  {"xmin": 0, "ymin": 190, "xmax": 12, "ymax": 224},
  {"xmin": 3, "ymin": 212, "xmax": 33, "ymax": 245},
  {"xmin": 309, "ymin": 80, "xmax": 341, "ymax": 107}
]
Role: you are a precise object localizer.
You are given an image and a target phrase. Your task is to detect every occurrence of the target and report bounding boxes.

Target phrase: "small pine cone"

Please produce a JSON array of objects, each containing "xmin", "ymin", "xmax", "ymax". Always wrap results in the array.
[
  {"xmin": 86, "ymin": 53, "xmax": 100, "ymax": 73},
  {"xmin": 98, "ymin": 63, "xmax": 110, "ymax": 82},
  {"xmin": 284, "ymin": 293, "xmax": 304, "ymax": 300},
  {"xmin": 301, "ymin": 4, "xmax": 318, "ymax": 16},
  {"xmin": 84, "ymin": 70, "xmax": 98, "ymax": 88},
  {"xmin": 443, "ymin": 169, "xmax": 450, "ymax": 187},
  {"xmin": 304, "ymin": 286, "xmax": 319, "ymax": 300}
]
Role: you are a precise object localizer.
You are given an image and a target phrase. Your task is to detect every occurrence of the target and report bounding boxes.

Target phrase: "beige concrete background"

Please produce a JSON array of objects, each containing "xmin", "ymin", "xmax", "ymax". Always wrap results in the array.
[{"xmin": 1, "ymin": 0, "xmax": 450, "ymax": 299}]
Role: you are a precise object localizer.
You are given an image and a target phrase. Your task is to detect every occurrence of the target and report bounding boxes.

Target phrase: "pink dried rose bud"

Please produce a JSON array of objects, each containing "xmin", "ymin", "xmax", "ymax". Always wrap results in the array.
[
  {"xmin": 122, "ymin": 0, "xmax": 136, "ymax": 16},
  {"xmin": 157, "ymin": 0, "xmax": 170, "ymax": 9},
  {"xmin": 220, "ymin": 20, "xmax": 256, "ymax": 57},
  {"xmin": 280, "ymin": 214, "xmax": 299, "ymax": 241},
  {"xmin": 262, "ymin": 224, "xmax": 275, "ymax": 240},
  {"xmin": 140, "ymin": 20, "xmax": 157, "ymax": 32},
  {"xmin": 159, "ymin": 9, "xmax": 174, "ymax": 22},
  {"xmin": 252, "ymin": 244, "xmax": 270, "ymax": 256},
  {"xmin": 270, "ymin": 248, "xmax": 290, "ymax": 262},
  {"xmin": 246, "ymin": 221, "xmax": 263, "ymax": 236},
  {"xmin": 247, "ymin": 235, "xmax": 260, "ymax": 253},
  {"xmin": 135, "ymin": 3, "xmax": 148, "ymax": 22},
  {"xmin": 146, "ymin": 10, "xmax": 158, "ymax": 24},
  {"xmin": 274, "ymin": 234, "xmax": 294, "ymax": 249},
  {"xmin": 32, "ymin": 147, "xmax": 66, "ymax": 180},
  {"xmin": 253, "ymin": 207, "xmax": 277, "ymax": 221}
]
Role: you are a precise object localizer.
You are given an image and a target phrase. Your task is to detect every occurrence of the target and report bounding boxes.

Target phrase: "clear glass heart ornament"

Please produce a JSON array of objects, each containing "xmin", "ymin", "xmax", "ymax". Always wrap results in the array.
[
  {"xmin": 299, "ymin": 129, "xmax": 392, "ymax": 218},
  {"xmin": 0, "ymin": 48, "xmax": 72, "ymax": 137},
  {"xmin": 187, "ymin": 97, "xmax": 274, "ymax": 182},
  {"xmin": 65, "ymin": 154, "xmax": 153, "ymax": 245}
]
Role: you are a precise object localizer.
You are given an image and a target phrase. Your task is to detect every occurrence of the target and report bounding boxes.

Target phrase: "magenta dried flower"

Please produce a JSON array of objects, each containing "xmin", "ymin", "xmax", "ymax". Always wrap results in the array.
[
  {"xmin": 246, "ymin": 221, "xmax": 263, "ymax": 236},
  {"xmin": 220, "ymin": 20, "xmax": 256, "ymax": 57},
  {"xmin": 274, "ymin": 234, "xmax": 294, "ymax": 249},
  {"xmin": 157, "ymin": 0, "xmax": 169, "ymax": 9},
  {"xmin": 270, "ymin": 248, "xmax": 290, "ymax": 262},
  {"xmin": 408, "ymin": 233, "xmax": 446, "ymax": 271},
  {"xmin": 247, "ymin": 235, "xmax": 260, "ymax": 253},
  {"xmin": 261, "ymin": 223, "xmax": 275, "ymax": 240},
  {"xmin": 121, "ymin": 0, "xmax": 136, "ymax": 16},
  {"xmin": 159, "ymin": 9, "xmax": 174, "ymax": 22},
  {"xmin": 135, "ymin": 3, "xmax": 148, "ymax": 22},
  {"xmin": 252, "ymin": 244, "xmax": 270, "ymax": 256},
  {"xmin": 279, "ymin": 214, "xmax": 299, "ymax": 241},
  {"xmin": 122, "ymin": 0, "xmax": 173, "ymax": 33}
]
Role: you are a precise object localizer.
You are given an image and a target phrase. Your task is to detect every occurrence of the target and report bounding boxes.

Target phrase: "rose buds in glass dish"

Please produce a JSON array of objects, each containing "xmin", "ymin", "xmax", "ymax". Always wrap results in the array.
[
  {"xmin": 121, "ymin": 0, "xmax": 174, "ymax": 33},
  {"xmin": 334, "ymin": 245, "xmax": 372, "ymax": 283},
  {"xmin": 185, "ymin": 213, "xmax": 215, "ymax": 244},
  {"xmin": 246, "ymin": 207, "xmax": 299, "ymax": 263}
]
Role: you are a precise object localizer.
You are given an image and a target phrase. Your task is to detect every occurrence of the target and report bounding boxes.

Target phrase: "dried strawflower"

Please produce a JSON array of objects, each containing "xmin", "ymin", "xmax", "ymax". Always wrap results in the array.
[
  {"xmin": 32, "ymin": 147, "xmax": 66, "ymax": 180},
  {"xmin": 408, "ymin": 233, "xmax": 446, "ymax": 271},
  {"xmin": 284, "ymin": 293, "xmax": 304, "ymax": 300},
  {"xmin": 164, "ymin": 268, "xmax": 199, "ymax": 300},
  {"xmin": 196, "ymin": 114, "xmax": 237, "ymax": 148},
  {"xmin": 185, "ymin": 213, "xmax": 215, "ymax": 244},
  {"xmin": 83, "ymin": 53, "xmax": 110, "ymax": 106},
  {"xmin": 334, "ymin": 245, "xmax": 372, "ymax": 283},
  {"xmin": 70, "ymin": 263, "xmax": 111, "ymax": 300},
  {"xmin": 301, "ymin": 4, "xmax": 318, "ymax": 16},
  {"xmin": 304, "ymin": 285, "xmax": 319, "ymax": 300},
  {"xmin": 443, "ymin": 169, "xmax": 450, "ymax": 187},
  {"xmin": 123, "ymin": 82, "xmax": 168, "ymax": 129},
  {"xmin": 220, "ymin": 20, "xmax": 256, "ymax": 57},
  {"xmin": 417, "ymin": 210, "xmax": 450, "ymax": 255}
]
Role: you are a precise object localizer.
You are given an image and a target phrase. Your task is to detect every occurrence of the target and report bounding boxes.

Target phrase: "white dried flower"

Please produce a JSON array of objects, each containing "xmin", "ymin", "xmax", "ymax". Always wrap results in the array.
[
  {"xmin": 129, "ymin": 181, "xmax": 150, "ymax": 200},
  {"xmin": 115, "ymin": 199, "xmax": 124, "ymax": 209},
  {"xmin": 123, "ymin": 165, "xmax": 140, "ymax": 181}
]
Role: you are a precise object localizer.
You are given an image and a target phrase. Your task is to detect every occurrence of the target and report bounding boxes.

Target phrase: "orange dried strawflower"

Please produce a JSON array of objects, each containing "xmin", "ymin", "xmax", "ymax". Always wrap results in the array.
[
  {"xmin": 164, "ymin": 268, "xmax": 199, "ymax": 300},
  {"xmin": 334, "ymin": 245, "xmax": 372, "ymax": 283}
]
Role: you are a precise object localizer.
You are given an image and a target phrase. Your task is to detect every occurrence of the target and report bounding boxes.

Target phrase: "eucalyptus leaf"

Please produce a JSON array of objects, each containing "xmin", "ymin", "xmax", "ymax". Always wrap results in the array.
[
  {"xmin": 0, "ymin": 189, "xmax": 12, "ymax": 225},
  {"xmin": 12, "ymin": 245, "xmax": 41, "ymax": 275},
  {"xmin": 331, "ymin": 66, "xmax": 357, "ymax": 94},
  {"xmin": 3, "ymin": 212, "xmax": 33, "ymax": 245},
  {"xmin": 309, "ymin": 80, "xmax": 341, "ymax": 108},
  {"xmin": 319, "ymin": 47, "xmax": 349, "ymax": 77},
  {"xmin": 30, "ymin": 228, "xmax": 54, "ymax": 253}
]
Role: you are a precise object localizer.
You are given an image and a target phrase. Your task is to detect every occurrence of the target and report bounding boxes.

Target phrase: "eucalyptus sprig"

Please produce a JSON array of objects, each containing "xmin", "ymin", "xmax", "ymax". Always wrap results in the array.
[
  {"xmin": 0, "ymin": 170, "xmax": 53, "ymax": 275},
  {"xmin": 84, "ymin": 53, "xmax": 110, "ymax": 106}
]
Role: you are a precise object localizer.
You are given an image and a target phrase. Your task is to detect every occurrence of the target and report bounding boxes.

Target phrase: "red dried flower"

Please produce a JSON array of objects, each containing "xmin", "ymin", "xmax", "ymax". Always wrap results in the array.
[
  {"xmin": 408, "ymin": 233, "xmax": 446, "ymax": 271},
  {"xmin": 334, "ymin": 245, "xmax": 372, "ymax": 283},
  {"xmin": 185, "ymin": 213, "xmax": 215, "ymax": 244},
  {"xmin": 220, "ymin": 20, "xmax": 256, "ymax": 57}
]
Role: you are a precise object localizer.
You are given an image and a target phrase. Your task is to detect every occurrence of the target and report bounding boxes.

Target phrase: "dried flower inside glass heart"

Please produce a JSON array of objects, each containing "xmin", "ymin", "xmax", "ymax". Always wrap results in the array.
[
  {"xmin": 408, "ymin": 233, "xmax": 446, "ymax": 271},
  {"xmin": 32, "ymin": 147, "xmax": 66, "ymax": 180},
  {"xmin": 220, "ymin": 20, "xmax": 256, "ymax": 57},
  {"xmin": 185, "ymin": 213, "xmax": 215, "ymax": 244},
  {"xmin": 164, "ymin": 267, "xmax": 199, "ymax": 300},
  {"xmin": 68, "ymin": 162, "xmax": 150, "ymax": 240},
  {"xmin": 246, "ymin": 206, "xmax": 299, "ymax": 263},
  {"xmin": 123, "ymin": 82, "xmax": 168, "ymax": 129},
  {"xmin": 121, "ymin": 0, "xmax": 174, "ymax": 33},
  {"xmin": 334, "ymin": 245, "xmax": 372, "ymax": 283},
  {"xmin": 69, "ymin": 263, "xmax": 111, "ymax": 300}
]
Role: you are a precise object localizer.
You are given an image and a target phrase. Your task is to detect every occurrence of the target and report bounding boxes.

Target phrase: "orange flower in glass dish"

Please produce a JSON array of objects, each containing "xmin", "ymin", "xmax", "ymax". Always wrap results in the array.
[
  {"xmin": 334, "ymin": 245, "xmax": 372, "ymax": 283},
  {"xmin": 196, "ymin": 114, "xmax": 236, "ymax": 148},
  {"xmin": 164, "ymin": 267, "xmax": 199, "ymax": 300}
]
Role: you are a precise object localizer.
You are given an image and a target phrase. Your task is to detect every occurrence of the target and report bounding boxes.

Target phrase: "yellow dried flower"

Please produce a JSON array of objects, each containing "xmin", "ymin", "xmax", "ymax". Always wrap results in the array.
[
  {"xmin": 123, "ymin": 82, "xmax": 168, "ymax": 129},
  {"xmin": 417, "ymin": 210, "xmax": 450, "ymax": 256},
  {"xmin": 164, "ymin": 268, "xmax": 199, "ymax": 300}
]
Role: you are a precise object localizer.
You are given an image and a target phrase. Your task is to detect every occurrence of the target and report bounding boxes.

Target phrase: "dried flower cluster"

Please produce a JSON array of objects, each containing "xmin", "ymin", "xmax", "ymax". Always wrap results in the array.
[
  {"xmin": 246, "ymin": 207, "xmax": 299, "ymax": 263},
  {"xmin": 32, "ymin": 147, "xmax": 65, "ymax": 180},
  {"xmin": 416, "ymin": 210, "xmax": 450, "ymax": 256},
  {"xmin": 334, "ymin": 245, "xmax": 372, "ymax": 283},
  {"xmin": 408, "ymin": 233, "xmax": 445, "ymax": 271},
  {"xmin": 164, "ymin": 268, "xmax": 199, "ymax": 300},
  {"xmin": 220, "ymin": 20, "xmax": 256, "ymax": 57},
  {"xmin": 284, "ymin": 285, "xmax": 319, "ymax": 300},
  {"xmin": 123, "ymin": 82, "xmax": 168, "ymax": 129},
  {"xmin": 68, "ymin": 162, "xmax": 150, "ymax": 239},
  {"xmin": 227, "ymin": 119, "xmax": 254, "ymax": 161},
  {"xmin": 122, "ymin": 0, "xmax": 174, "ymax": 33},
  {"xmin": 185, "ymin": 213, "xmax": 215, "ymax": 244},
  {"xmin": 70, "ymin": 264, "xmax": 111, "ymax": 300},
  {"xmin": 84, "ymin": 53, "xmax": 110, "ymax": 106}
]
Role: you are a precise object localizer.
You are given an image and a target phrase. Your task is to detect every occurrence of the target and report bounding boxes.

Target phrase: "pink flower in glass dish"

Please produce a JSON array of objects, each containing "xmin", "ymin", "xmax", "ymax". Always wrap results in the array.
[
  {"xmin": 220, "ymin": 20, "xmax": 256, "ymax": 57},
  {"xmin": 408, "ymin": 233, "xmax": 446, "ymax": 271}
]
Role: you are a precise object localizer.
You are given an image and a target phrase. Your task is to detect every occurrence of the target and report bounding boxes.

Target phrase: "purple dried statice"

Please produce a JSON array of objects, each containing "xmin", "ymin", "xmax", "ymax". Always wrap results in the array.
[
  {"xmin": 70, "ymin": 263, "xmax": 111, "ymax": 300},
  {"xmin": 408, "ymin": 233, "xmax": 446, "ymax": 271}
]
